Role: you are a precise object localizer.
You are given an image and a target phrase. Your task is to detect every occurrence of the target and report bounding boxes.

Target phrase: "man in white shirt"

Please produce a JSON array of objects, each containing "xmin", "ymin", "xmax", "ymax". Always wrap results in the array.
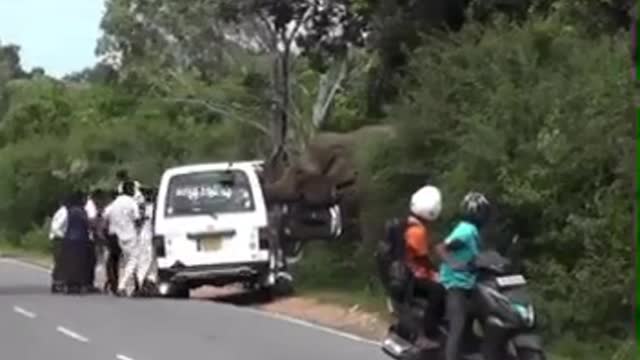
[
  {"xmin": 104, "ymin": 181, "xmax": 141, "ymax": 297},
  {"xmin": 116, "ymin": 169, "xmax": 145, "ymax": 205}
]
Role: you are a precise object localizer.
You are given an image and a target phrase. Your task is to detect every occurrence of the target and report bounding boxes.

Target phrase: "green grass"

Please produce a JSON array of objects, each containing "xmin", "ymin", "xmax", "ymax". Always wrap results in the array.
[{"xmin": 0, "ymin": 241, "xmax": 52, "ymax": 268}]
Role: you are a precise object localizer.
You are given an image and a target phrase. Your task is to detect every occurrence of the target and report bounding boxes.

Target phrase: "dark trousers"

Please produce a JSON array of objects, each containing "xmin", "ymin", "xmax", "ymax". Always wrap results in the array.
[
  {"xmin": 51, "ymin": 238, "xmax": 63, "ymax": 284},
  {"xmin": 413, "ymin": 278, "xmax": 446, "ymax": 337},
  {"xmin": 445, "ymin": 288, "xmax": 473, "ymax": 360},
  {"xmin": 105, "ymin": 235, "xmax": 121, "ymax": 293}
]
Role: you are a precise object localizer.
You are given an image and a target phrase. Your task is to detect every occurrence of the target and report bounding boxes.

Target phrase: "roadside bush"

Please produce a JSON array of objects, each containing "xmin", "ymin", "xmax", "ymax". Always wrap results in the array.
[{"xmin": 0, "ymin": 77, "xmax": 257, "ymax": 241}]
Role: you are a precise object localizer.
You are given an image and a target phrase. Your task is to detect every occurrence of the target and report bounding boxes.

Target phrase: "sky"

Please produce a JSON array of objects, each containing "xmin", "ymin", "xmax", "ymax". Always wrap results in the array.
[{"xmin": 0, "ymin": 0, "xmax": 105, "ymax": 78}]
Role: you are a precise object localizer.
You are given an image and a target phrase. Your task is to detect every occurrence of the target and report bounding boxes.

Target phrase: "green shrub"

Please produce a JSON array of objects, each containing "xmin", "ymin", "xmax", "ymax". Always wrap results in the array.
[{"xmin": 361, "ymin": 17, "xmax": 632, "ymax": 345}]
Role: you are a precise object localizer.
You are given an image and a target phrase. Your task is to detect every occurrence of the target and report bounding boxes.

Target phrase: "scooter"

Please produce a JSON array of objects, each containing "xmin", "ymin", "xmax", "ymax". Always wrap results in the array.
[{"xmin": 380, "ymin": 237, "xmax": 546, "ymax": 360}]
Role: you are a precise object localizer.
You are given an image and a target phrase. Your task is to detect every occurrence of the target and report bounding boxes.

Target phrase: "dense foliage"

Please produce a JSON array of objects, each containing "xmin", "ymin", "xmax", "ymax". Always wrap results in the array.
[{"xmin": 0, "ymin": 1, "xmax": 634, "ymax": 359}]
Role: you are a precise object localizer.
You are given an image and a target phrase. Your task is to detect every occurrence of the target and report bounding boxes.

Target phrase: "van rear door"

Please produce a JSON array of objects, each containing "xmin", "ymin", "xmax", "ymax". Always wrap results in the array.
[{"xmin": 154, "ymin": 166, "xmax": 268, "ymax": 267}]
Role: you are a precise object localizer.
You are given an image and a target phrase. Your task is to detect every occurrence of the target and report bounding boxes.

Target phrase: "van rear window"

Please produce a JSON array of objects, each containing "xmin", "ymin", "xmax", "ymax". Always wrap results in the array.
[{"xmin": 165, "ymin": 170, "xmax": 255, "ymax": 217}]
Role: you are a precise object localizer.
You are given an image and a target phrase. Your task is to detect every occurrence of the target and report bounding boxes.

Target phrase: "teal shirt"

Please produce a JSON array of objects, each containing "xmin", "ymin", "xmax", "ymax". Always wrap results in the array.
[{"xmin": 439, "ymin": 221, "xmax": 481, "ymax": 289}]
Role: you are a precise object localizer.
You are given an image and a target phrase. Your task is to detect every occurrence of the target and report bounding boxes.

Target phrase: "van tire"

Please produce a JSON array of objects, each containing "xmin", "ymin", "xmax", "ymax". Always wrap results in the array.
[
  {"xmin": 168, "ymin": 284, "xmax": 190, "ymax": 299},
  {"xmin": 270, "ymin": 276, "xmax": 294, "ymax": 297}
]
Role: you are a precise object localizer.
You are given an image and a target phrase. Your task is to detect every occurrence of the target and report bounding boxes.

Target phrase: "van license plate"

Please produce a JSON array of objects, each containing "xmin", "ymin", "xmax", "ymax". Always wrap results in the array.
[
  {"xmin": 200, "ymin": 237, "xmax": 223, "ymax": 252},
  {"xmin": 496, "ymin": 275, "xmax": 526, "ymax": 287}
]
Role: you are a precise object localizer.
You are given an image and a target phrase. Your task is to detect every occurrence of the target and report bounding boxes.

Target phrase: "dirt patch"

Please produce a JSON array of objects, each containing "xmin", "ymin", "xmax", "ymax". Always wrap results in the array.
[
  {"xmin": 260, "ymin": 296, "xmax": 388, "ymax": 340},
  {"xmin": 192, "ymin": 285, "xmax": 389, "ymax": 341}
]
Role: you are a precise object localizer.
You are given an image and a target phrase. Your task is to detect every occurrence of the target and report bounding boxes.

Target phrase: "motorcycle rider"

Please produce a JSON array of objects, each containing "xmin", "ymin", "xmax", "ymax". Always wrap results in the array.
[
  {"xmin": 405, "ymin": 185, "xmax": 446, "ymax": 348},
  {"xmin": 436, "ymin": 192, "xmax": 491, "ymax": 360}
]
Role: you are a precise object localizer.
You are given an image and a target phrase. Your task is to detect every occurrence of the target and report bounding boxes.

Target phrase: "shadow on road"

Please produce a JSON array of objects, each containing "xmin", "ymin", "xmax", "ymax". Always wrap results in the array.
[{"xmin": 192, "ymin": 286, "xmax": 280, "ymax": 306}]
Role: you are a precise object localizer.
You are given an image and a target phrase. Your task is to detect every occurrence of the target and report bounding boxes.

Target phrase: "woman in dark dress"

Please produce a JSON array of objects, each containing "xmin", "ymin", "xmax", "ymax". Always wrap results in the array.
[{"xmin": 58, "ymin": 190, "xmax": 95, "ymax": 294}]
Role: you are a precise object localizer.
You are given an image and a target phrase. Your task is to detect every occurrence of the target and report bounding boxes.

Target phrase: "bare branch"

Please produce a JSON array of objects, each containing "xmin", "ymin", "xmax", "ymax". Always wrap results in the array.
[
  {"xmin": 312, "ymin": 56, "xmax": 348, "ymax": 128},
  {"xmin": 284, "ymin": 0, "xmax": 320, "ymax": 49},
  {"xmin": 256, "ymin": 12, "xmax": 279, "ymax": 51},
  {"xmin": 164, "ymin": 97, "xmax": 271, "ymax": 136}
]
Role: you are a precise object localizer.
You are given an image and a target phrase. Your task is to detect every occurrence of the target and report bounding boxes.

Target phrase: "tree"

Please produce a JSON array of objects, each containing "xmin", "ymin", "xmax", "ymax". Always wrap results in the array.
[
  {"xmin": 98, "ymin": 0, "xmax": 369, "ymax": 155},
  {"xmin": 63, "ymin": 63, "xmax": 119, "ymax": 85},
  {"xmin": 0, "ymin": 42, "xmax": 27, "ymax": 120},
  {"xmin": 210, "ymin": 0, "xmax": 369, "ymax": 156}
]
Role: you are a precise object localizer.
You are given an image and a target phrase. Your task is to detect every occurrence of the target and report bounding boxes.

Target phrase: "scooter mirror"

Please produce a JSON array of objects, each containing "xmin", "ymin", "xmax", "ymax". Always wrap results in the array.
[
  {"xmin": 512, "ymin": 234, "xmax": 520, "ymax": 245},
  {"xmin": 507, "ymin": 234, "xmax": 523, "ymax": 273}
]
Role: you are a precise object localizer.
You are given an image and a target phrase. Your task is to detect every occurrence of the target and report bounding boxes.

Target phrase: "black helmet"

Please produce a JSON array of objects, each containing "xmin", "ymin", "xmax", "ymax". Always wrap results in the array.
[{"xmin": 461, "ymin": 192, "xmax": 491, "ymax": 227}]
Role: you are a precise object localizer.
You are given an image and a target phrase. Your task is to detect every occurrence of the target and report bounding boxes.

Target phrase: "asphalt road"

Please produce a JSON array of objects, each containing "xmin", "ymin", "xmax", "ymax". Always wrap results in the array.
[{"xmin": 0, "ymin": 258, "xmax": 388, "ymax": 360}]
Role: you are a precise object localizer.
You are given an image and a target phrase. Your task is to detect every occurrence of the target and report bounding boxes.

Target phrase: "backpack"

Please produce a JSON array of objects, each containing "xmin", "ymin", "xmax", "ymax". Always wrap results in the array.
[{"xmin": 376, "ymin": 217, "xmax": 413, "ymax": 299}]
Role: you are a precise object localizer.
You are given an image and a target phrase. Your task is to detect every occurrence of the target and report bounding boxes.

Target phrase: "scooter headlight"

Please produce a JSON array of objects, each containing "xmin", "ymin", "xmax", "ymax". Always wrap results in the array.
[{"xmin": 513, "ymin": 304, "xmax": 535, "ymax": 328}]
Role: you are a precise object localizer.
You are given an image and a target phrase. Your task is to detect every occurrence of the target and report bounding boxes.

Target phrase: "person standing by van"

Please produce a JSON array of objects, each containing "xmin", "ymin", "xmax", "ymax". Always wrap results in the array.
[
  {"xmin": 57, "ymin": 190, "xmax": 95, "ymax": 294},
  {"xmin": 49, "ymin": 196, "xmax": 69, "ymax": 293},
  {"xmin": 135, "ymin": 187, "xmax": 158, "ymax": 296},
  {"xmin": 87, "ymin": 188, "xmax": 110, "ymax": 292},
  {"xmin": 104, "ymin": 181, "xmax": 141, "ymax": 297},
  {"xmin": 104, "ymin": 190, "xmax": 121, "ymax": 294},
  {"xmin": 116, "ymin": 169, "xmax": 145, "ymax": 205}
]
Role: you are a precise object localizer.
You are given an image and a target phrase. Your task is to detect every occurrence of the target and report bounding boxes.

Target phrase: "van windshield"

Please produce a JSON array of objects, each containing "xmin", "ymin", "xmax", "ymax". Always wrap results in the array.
[{"xmin": 164, "ymin": 170, "xmax": 255, "ymax": 217}]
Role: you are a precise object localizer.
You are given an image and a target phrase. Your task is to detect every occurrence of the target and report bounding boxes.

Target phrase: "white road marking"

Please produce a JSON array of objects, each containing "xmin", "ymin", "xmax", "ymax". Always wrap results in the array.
[
  {"xmin": 116, "ymin": 354, "xmax": 135, "ymax": 360},
  {"xmin": 3, "ymin": 258, "xmax": 383, "ymax": 346},
  {"xmin": 13, "ymin": 306, "xmax": 37, "ymax": 319},
  {"xmin": 56, "ymin": 326, "xmax": 90, "ymax": 343}
]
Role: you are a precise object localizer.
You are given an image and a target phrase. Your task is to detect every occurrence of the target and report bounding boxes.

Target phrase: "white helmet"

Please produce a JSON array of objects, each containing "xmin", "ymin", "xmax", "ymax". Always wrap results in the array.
[{"xmin": 410, "ymin": 185, "xmax": 442, "ymax": 221}]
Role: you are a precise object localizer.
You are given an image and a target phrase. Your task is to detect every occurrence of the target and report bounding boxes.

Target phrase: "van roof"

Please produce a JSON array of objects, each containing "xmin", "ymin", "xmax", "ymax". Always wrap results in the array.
[{"xmin": 162, "ymin": 161, "xmax": 264, "ymax": 177}]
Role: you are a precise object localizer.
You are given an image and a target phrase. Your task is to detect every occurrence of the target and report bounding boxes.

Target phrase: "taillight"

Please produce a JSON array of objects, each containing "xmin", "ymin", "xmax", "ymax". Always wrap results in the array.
[{"xmin": 153, "ymin": 235, "xmax": 166, "ymax": 257}]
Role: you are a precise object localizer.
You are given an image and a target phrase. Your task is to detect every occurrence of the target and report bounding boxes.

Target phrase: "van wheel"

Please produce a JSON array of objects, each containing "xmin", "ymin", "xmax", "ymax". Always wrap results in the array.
[
  {"xmin": 270, "ymin": 276, "xmax": 294, "ymax": 297},
  {"xmin": 168, "ymin": 284, "xmax": 190, "ymax": 299}
]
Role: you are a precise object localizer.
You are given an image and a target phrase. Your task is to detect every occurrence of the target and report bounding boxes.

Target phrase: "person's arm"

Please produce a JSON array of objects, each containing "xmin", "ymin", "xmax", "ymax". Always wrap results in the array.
[
  {"xmin": 131, "ymin": 199, "xmax": 143, "ymax": 228},
  {"xmin": 436, "ymin": 237, "xmax": 470, "ymax": 271},
  {"xmin": 85, "ymin": 200, "xmax": 97, "ymax": 221},
  {"xmin": 50, "ymin": 208, "xmax": 68, "ymax": 239}
]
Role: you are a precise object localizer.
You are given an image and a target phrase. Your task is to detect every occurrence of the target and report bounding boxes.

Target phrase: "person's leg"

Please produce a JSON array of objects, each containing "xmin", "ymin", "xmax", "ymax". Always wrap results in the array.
[
  {"xmin": 414, "ymin": 279, "xmax": 446, "ymax": 338},
  {"xmin": 136, "ymin": 240, "xmax": 151, "ymax": 287},
  {"xmin": 85, "ymin": 242, "xmax": 97, "ymax": 291},
  {"xmin": 445, "ymin": 288, "xmax": 469, "ymax": 360},
  {"xmin": 94, "ymin": 243, "xmax": 107, "ymax": 290},
  {"xmin": 106, "ymin": 235, "xmax": 121, "ymax": 293},
  {"xmin": 117, "ymin": 238, "xmax": 138, "ymax": 296},
  {"xmin": 51, "ymin": 238, "xmax": 63, "ymax": 292},
  {"xmin": 146, "ymin": 246, "xmax": 158, "ymax": 284}
]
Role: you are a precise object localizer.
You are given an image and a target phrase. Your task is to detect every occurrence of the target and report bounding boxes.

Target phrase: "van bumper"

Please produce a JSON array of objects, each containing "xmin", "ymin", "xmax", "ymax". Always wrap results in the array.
[{"xmin": 159, "ymin": 261, "xmax": 270, "ymax": 287}]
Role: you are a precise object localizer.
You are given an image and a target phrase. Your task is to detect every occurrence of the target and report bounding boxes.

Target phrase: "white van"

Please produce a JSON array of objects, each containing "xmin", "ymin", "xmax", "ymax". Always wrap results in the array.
[{"xmin": 152, "ymin": 161, "xmax": 277, "ymax": 297}]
